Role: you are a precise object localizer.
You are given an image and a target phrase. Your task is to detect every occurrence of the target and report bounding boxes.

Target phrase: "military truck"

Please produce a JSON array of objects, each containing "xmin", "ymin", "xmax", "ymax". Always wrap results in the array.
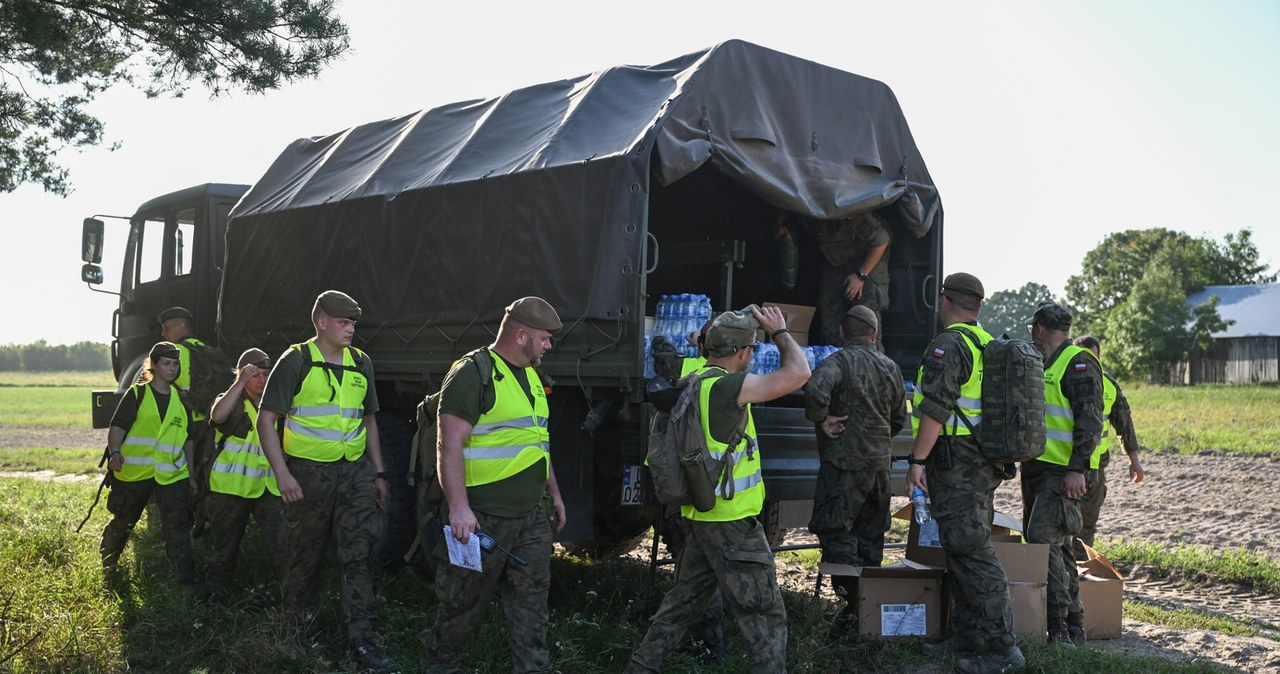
[{"xmin": 79, "ymin": 40, "xmax": 943, "ymax": 562}]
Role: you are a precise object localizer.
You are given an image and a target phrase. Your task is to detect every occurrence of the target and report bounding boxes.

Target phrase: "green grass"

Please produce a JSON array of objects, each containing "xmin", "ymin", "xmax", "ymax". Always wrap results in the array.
[
  {"xmin": 0, "ymin": 370, "xmax": 115, "ymax": 388},
  {"xmin": 0, "ymin": 448, "xmax": 104, "ymax": 476},
  {"xmin": 1123, "ymin": 383, "xmax": 1280, "ymax": 455},
  {"xmin": 0, "ymin": 387, "xmax": 101, "ymax": 430},
  {"xmin": 1097, "ymin": 539, "xmax": 1280, "ymax": 595},
  {"xmin": 0, "ymin": 475, "xmax": 1232, "ymax": 674},
  {"xmin": 1123, "ymin": 600, "xmax": 1276, "ymax": 639}
]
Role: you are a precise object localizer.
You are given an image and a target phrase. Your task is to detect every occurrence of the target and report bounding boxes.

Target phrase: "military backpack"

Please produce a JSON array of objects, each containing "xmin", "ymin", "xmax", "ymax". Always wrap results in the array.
[
  {"xmin": 949, "ymin": 327, "xmax": 1047, "ymax": 466},
  {"xmin": 645, "ymin": 370, "xmax": 751, "ymax": 512},
  {"xmin": 179, "ymin": 338, "xmax": 235, "ymax": 415}
]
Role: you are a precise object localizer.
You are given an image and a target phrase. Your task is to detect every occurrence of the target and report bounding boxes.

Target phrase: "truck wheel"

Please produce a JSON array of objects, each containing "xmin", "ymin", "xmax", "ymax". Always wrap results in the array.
[
  {"xmin": 374, "ymin": 411, "xmax": 417, "ymax": 569},
  {"xmin": 758, "ymin": 500, "xmax": 784, "ymax": 548}
]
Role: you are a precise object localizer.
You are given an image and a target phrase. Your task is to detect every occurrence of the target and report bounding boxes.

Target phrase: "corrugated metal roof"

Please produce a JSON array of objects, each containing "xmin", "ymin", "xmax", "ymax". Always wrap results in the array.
[{"xmin": 1186, "ymin": 283, "xmax": 1280, "ymax": 338}]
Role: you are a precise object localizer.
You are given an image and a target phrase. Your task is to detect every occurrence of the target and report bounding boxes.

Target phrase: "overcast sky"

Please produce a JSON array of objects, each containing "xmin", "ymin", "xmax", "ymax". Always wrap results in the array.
[{"xmin": 2, "ymin": 0, "xmax": 1276, "ymax": 345}]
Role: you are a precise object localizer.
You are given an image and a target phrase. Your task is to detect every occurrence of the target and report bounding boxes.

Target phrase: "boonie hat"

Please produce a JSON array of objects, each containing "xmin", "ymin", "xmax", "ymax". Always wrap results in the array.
[
  {"xmin": 157, "ymin": 306, "xmax": 193, "ymax": 323},
  {"xmin": 941, "ymin": 272, "xmax": 985, "ymax": 299},
  {"xmin": 149, "ymin": 341, "xmax": 180, "ymax": 362},
  {"xmin": 1030, "ymin": 301, "xmax": 1073, "ymax": 331},
  {"xmin": 505, "ymin": 296, "xmax": 563, "ymax": 332},
  {"xmin": 844, "ymin": 305, "xmax": 879, "ymax": 334},
  {"xmin": 236, "ymin": 348, "xmax": 271, "ymax": 370},
  {"xmin": 314, "ymin": 290, "xmax": 362, "ymax": 320},
  {"xmin": 705, "ymin": 310, "xmax": 760, "ymax": 358}
]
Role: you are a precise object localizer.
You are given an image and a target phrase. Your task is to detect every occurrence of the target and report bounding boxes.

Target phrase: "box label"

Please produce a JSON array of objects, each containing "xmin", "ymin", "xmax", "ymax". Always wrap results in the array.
[
  {"xmin": 881, "ymin": 603, "xmax": 928, "ymax": 636},
  {"xmin": 919, "ymin": 519, "xmax": 942, "ymax": 547}
]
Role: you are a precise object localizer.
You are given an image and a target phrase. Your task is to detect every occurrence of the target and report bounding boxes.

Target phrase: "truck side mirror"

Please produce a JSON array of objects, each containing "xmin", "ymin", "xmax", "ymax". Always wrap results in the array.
[
  {"xmin": 81, "ymin": 264, "xmax": 104, "ymax": 285},
  {"xmin": 82, "ymin": 218, "xmax": 104, "ymax": 263}
]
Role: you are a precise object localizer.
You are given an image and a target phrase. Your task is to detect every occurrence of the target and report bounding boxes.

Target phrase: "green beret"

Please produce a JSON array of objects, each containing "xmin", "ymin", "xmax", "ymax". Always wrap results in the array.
[
  {"xmin": 844, "ymin": 305, "xmax": 879, "ymax": 334},
  {"xmin": 157, "ymin": 306, "xmax": 193, "ymax": 323},
  {"xmin": 941, "ymin": 272, "xmax": 985, "ymax": 300},
  {"xmin": 505, "ymin": 296, "xmax": 562, "ymax": 332},
  {"xmin": 314, "ymin": 290, "xmax": 362, "ymax": 320},
  {"xmin": 236, "ymin": 348, "xmax": 271, "ymax": 370},
  {"xmin": 149, "ymin": 341, "xmax": 180, "ymax": 362}
]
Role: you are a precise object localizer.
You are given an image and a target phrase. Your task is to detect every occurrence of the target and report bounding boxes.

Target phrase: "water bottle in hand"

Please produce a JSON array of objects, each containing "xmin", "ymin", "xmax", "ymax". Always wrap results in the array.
[{"xmin": 911, "ymin": 486, "xmax": 932, "ymax": 524}]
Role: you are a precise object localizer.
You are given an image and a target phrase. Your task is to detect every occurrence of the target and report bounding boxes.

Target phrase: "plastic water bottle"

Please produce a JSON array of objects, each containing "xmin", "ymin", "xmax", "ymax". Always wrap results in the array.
[
  {"xmin": 911, "ymin": 486, "xmax": 932, "ymax": 524},
  {"xmin": 654, "ymin": 295, "xmax": 669, "ymax": 334},
  {"xmin": 643, "ymin": 333, "xmax": 655, "ymax": 379}
]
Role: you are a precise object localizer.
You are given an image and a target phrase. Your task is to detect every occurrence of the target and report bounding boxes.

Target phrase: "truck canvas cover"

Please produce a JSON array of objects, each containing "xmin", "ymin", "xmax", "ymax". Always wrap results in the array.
[{"xmin": 222, "ymin": 39, "xmax": 940, "ymax": 338}]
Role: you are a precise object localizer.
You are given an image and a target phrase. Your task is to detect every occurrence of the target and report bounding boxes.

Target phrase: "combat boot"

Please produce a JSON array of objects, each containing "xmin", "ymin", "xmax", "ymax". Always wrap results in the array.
[
  {"xmin": 350, "ymin": 637, "xmax": 400, "ymax": 673},
  {"xmin": 921, "ymin": 633, "xmax": 980, "ymax": 658},
  {"xmin": 955, "ymin": 645, "xmax": 1025, "ymax": 674},
  {"xmin": 1066, "ymin": 613, "xmax": 1087, "ymax": 646},
  {"xmin": 1047, "ymin": 617, "xmax": 1075, "ymax": 647}
]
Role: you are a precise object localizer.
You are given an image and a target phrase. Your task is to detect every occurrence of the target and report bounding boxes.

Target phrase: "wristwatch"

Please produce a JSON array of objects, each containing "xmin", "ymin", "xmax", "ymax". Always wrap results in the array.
[
  {"xmin": 855, "ymin": 270, "xmax": 869, "ymax": 281},
  {"xmin": 907, "ymin": 457, "xmax": 928, "ymax": 466},
  {"xmin": 375, "ymin": 471, "xmax": 388, "ymax": 480}
]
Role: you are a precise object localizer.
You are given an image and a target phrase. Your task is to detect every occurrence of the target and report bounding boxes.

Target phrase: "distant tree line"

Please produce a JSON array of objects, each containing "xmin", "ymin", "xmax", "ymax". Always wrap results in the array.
[{"xmin": 0, "ymin": 341, "xmax": 110, "ymax": 371}]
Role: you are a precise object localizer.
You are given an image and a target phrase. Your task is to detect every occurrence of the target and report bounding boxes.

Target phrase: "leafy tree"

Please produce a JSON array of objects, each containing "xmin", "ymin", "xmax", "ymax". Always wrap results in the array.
[
  {"xmin": 981, "ymin": 282, "xmax": 1056, "ymax": 339},
  {"xmin": 1068, "ymin": 228, "xmax": 1269, "ymax": 381},
  {"xmin": 0, "ymin": 0, "xmax": 349, "ymax": 195}
]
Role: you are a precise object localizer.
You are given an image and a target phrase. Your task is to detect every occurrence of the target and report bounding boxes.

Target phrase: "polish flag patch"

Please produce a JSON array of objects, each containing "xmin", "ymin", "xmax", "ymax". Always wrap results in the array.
[
  {"xmin": 932, "ymin": 348, "xmax": 946, "ymax": 358},
  {"xmin": 1074, "ymin": 363, "xmax": 1088, "ymax": 371}
]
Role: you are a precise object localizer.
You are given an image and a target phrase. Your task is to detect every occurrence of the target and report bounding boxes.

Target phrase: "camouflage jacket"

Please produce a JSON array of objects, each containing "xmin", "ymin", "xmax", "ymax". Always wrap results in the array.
[{"xmin": 803, "ymin": 342, "xmax": 906, "ymax": 469}]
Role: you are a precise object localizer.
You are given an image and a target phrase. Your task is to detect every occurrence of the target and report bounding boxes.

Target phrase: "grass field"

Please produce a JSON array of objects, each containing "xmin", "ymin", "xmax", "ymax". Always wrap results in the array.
[{"xmin": 1124, "ymin": 382, "xmax": 1280, "ymax": 455}]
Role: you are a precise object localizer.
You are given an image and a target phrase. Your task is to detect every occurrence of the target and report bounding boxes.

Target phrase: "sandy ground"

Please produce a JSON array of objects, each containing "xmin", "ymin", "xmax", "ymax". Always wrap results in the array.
[{"xmin": 7, "ymin": 429, "xmax": 1280, "ymax": 671}]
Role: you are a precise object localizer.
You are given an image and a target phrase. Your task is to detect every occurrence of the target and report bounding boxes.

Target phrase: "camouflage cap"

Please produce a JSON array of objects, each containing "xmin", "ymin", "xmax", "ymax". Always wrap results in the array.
[
  {"xmin": 844, "ymin": 305, "xmax": 879, "ymax": 335},
  {"xmin": 505, "ymin": 296, "xmax": 562, "ymax": 332},
  {"xmin": 149, "ymin": 341, "xmax": 180, "ymax": 362},
  {"xmin": 1030, "ymin": 301, "xmax": 1073, "ymax": 331},
  {"xmin": 314, "ymin": 290, "xmax": 362, "ymax": 320},
  {"xmin": 157, "ymin": 306, "xmax": 193, "ymax": 323},
  {"xmin": 941, "ymin": 272, "xmax": 985, "ymax": 299},
  {"xmin": 236, "ymin": 347, "xmax": 271, "ymax": 370},
  {"xmin": 705, "ymin": 310, "xmax": 760, "ymax": 358}
]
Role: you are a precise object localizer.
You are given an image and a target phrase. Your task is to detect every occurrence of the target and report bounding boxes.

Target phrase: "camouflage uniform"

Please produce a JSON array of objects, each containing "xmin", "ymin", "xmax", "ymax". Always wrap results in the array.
[
  {"xmin": 421, "ymin": 505, "xmax": 554, "ymax": 674},
  {"xmin": 281, "ymin": 456, "xmax": 382, "ymax": 637},
  {"xmin": 915, "ymin": 327, "xmax": 1016, "ymax": 652},
  {"xmin": 1075, "ymin": 375, "xmax": 1139, "ymax": 560},
  {"xmin": 803, "ymin": 342, "xmax": 906, "ymax": 598},
  {"xmin": 626, "ymin": 518, "xmax": 786, "ymax": 674},
  {"xmin": 810, "ymin": 212, "xmax": 891, "ymax": 347},
  {"xmin": 205, "ymin": 491, "xmax": 286, "ymax": 590},
  {"xmin": 1022, "ymin": 343, "xmax": 1103, "ymax": 625},
  {"xmin": 100, "ymin": 475, "xmax": 196, "ymax": 584}
]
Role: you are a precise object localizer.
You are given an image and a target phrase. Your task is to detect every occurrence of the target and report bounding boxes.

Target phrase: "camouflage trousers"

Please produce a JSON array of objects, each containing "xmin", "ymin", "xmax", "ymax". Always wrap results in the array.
[
  {"xmin": 925, "ymin": 437, "xmax": 1015, "ymax": 651},
  {"xmin": 626, "ymin": 517, "xmax": 787, "ymax": 674},
  {"xmin": 420, "ymin": 506, "xmax": 554, "ymax": 674},
  {"xmin": 281, "ymin": 457, "xmax": 382, "ymax": 639},
  {"xmin": 100, "ymin": 475, "xmax": 196, "ymax": 584},
  {"xmin": 1021, "ymin": 460, "xmax": 1085, "ymax": 620},
  {"xmin": 205, "ymin": 490, "xmax": 286, "ymax": 592},
  {"xmin": 818, "ymin": 260, "xmax": 884, "ymax": 348},
  {"xmin": 1074, "ymin": 464, "xmax": 1107, "ymax": 561},
  {"xmin": 808, "ymin": 465, "xmax": 890, "ymax": 599}
]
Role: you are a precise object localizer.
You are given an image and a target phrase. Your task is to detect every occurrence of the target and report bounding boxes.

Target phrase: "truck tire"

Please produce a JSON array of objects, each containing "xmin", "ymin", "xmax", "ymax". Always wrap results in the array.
[
  {"xmin": 758, "ymin": 500, "xmax": 784, "ymax": 548},
  {"xmin": 374, "ymin": 411, "xmax": 417, "ymax": 568}
]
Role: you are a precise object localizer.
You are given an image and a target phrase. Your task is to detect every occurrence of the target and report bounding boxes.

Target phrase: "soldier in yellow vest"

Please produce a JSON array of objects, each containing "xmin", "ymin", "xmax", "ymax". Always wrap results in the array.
[
  {"xmin": 907, "ymin": 273, "xmax": 1024, "ymax": 674},
  {"xmin": 627, "ymin": 305, "xmax": 810, "ymax": 674},
  {"xmin": 204, "ymin": 348, "xmax": 286, "ymax": 604},
  {"xmin": 100, "ymin": 341, "xmax": 197, "ymax": 586},
  {"xmin": 1025, "ymin": 301, "xmax": 1104, "ymax": 645},
  {"xmin": 158, "ymin": 306, "xmax": 223, "ymax": 536},
  {"xmin": 1071, "ymin": 335, "xmax": 1145, "ymax": 561},
  {"xmin": 257, "ymin": 290, "xmax": 398, "ymax": 674},
  {"xmin": 421, "ymin": 296, "xmax": 567, "ymax": 674}
]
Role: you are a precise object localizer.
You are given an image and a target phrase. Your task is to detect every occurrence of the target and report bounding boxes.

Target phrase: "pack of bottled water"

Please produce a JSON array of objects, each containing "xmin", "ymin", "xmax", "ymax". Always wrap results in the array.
[{"xmin": 646, "ymin": 293, "xmax": 714, "ymax": 373}]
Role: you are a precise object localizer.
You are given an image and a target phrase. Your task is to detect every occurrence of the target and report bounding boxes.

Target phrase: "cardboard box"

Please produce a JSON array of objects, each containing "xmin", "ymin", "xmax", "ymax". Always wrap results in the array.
[
  {"xmin": 763, "ymin": 302, "xmax": 815, "ymax": 346},
  {"xmin": 896, "ymin": 506, "xmax": 1040, "ymax": 579},
  {"xmin": 819, "ymin": 560, "xmax": 945, "ymax": 640},
  {"xmin": 1009, "ymin": 581, "xmax": 1048, "ymax": 644},
  {"xmin": 1077, "ymin": 542, "xmax": 1124, "ymax": 639}
]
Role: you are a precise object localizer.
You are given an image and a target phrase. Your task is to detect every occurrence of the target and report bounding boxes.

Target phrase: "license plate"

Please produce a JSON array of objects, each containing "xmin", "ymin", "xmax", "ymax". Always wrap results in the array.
[{"xmin": 620, "ymin": 465, "xmax": 644, "ymax": 506}]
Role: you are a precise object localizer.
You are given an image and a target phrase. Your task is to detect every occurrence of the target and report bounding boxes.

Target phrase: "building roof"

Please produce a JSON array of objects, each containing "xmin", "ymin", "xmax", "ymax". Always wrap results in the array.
[{"xmin": 1186, "ymin": 283, "xmax": 1280, "ymax": 338}]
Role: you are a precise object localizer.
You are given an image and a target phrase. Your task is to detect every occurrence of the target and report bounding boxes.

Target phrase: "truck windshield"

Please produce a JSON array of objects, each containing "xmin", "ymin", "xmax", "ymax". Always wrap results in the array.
[{"xmin": 124, "ymin": 208, "xmax": 195, "ymax": 291}]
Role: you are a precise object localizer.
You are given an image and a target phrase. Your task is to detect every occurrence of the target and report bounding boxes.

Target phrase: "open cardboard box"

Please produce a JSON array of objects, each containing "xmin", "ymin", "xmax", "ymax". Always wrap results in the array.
[
  {"xmin": 1077, "ymin": 541, "xmax": 1124, "ymax": 639},
  {"xmin": 763, "ymin": 302, "xmax": 815, "ymax": 346},
  {"xmin": 819, "ymin": 560, "xmax": 945, "ymax": 639}
]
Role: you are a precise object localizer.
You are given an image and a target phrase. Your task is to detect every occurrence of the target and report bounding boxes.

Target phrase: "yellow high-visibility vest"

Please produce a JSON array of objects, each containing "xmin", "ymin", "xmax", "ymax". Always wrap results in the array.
[
  {"xmin": 462, "ymin": 350, "xmax": 550, "ymax": 487},
  {"xmin": 118, "ymin": 383, "xmax": 190, "ymax": 484},
  {"xmin": 283, "ymin": 341, "xmax": 369, "ymax": 462},
  {"xmin": 681, "ymin": 365, "xmax": 763, "ymax": 522},
  {"xmin": 210, "ymin": 398, "xmax": 279, "ymax": 498},
  {"xmin": 1041, "ymin": 344, "xmax": 1093, "ymax": 466},
  {"xmin": 912, "ymin": 323, "xmax": 991, "ymax": 437}
]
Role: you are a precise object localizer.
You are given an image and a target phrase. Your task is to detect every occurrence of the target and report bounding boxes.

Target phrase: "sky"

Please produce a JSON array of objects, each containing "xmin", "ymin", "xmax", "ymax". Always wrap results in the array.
[{"xmin": 2, "ymin": 0, "xmax": 1277, "ymax": 345}]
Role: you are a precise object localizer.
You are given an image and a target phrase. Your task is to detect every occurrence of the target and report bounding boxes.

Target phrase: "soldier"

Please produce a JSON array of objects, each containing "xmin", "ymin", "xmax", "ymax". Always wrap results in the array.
[
  {"xmin": 257, "ymin": 290, "xmax": 398, "ymax": 673},
  {"xmin": 906, "ymin": 273, "xmax": 1024, "ymax": 674},
  {"xmin": 803, "ymin": 305, "xmax": 906, "ymax": 618},
  {"xmin": 157, "ymin": 306, "xmax": 224, "ymax": 535},
  {"xmin": 1072, "ymin": 335, "xmax": 1146, "ymax": 561},
  {"xmin": 204, "ymin": 348, "xmax": 286, "ymax": 604},
  {"xmin": 809, "ymin": 211, "xmax": 891, "ymax": 348},
  {"xmin": 420, "ymin": 296, "xmax": 568, "ymax": 673},
  {"xmin": 1025, "ymin": 302, "xmax": 1104, "ymax": 645},
  {"xmin": 627, "ymin": 305, "xmax": 810, "ymax": 674},
  {"xmin": 100, "ymin": 341, "xmax": 197, "ymax": 587}
]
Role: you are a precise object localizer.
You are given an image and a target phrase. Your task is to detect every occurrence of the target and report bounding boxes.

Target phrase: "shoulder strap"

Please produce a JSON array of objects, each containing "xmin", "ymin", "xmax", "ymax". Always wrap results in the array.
[
  {"xmin": 942, "ymin": 328, "xmax": 981, "ymax": 439},
  {"xmin": 466, "ymin": 347, "xmax": 496, "ymax": 414},
  {"xmin": 947, "ymin": 325, "xmax": 986, "ymax": 352}
]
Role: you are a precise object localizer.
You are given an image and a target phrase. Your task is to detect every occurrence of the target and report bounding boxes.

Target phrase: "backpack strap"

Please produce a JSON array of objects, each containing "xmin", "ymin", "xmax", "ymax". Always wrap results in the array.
[
  {"xmin": 943, "ymin": 327, "xmax": 983, "ymax": 441},
  {"xmin": 292, "ymin": 344, "xmax": 366, "ymax": 397},
  {"xmin": 681, "ymin": 368, "xmax": 753, "ymax": 501}
]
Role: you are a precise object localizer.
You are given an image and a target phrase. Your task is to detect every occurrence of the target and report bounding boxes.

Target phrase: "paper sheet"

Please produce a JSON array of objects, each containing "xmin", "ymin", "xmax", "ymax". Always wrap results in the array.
[{"xmin": 443, "ymin": 525, "xmax": 482, "ymax": 572}]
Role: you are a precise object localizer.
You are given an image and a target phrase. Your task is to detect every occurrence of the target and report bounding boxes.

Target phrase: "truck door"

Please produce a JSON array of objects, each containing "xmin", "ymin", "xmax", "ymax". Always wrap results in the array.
[{"xmin": 115, "ymin": 207, "xmax": 197, "ymax": 384}]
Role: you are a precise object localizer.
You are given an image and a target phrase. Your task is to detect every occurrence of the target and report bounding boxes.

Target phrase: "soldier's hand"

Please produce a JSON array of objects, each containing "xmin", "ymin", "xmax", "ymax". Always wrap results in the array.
[
  {"xmin": 1062, "ymin": 471, "xmax": 1087, "ymax": 499},
  {"xmin": 843, "ymin": 275, "xmax": 865, "ymax": 301},
  {"xmin": 373, "ymin": 475, "xmax": 388, "ymax": 505},
  {"xmin": 107, "ymin": 452, "xmax": 123, "ymax": 472},
  {"xmin": 1128, "ymin": 456, "xmax": 1145, "ymax": 484},
  {"xmin": 450, "ymin": 505, "xmax": 479, "ymax": 543},
  {"xmin": 751, "ymin": 304, "xmax": 787, "ymax": 335},
  {"xmin": 820, "ymin": 415, "xmax": 848, "ymax": 439},
  {"xmin": 550, "ymin": 491, "xmax": 567, "ymax": 534},
  {"xmin": 906, "ymin": 463, "xmax": 927, "ymax": 495},
  {"xmin": 278, "ymin": 472, "xmax": 304, "ymax": 504}
]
